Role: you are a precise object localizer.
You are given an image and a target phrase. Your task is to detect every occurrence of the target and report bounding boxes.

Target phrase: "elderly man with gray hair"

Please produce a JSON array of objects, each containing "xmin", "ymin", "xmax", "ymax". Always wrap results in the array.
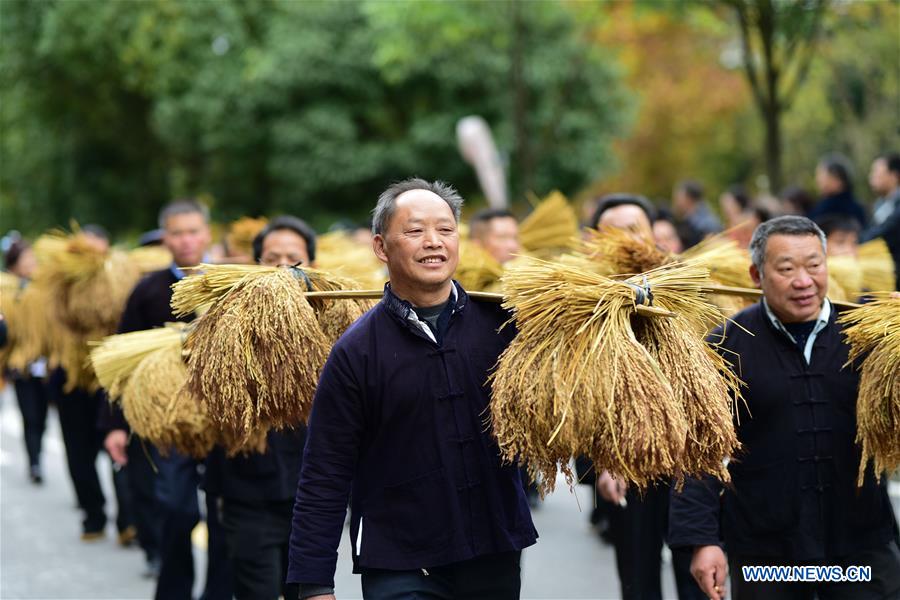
[
  {"xmin": 287, "ymin": 178, "xmax": 537, "ymax": 600},
  {"xmin": 668, "ymin": 216, "xmax": 900, "ymax": 600}
]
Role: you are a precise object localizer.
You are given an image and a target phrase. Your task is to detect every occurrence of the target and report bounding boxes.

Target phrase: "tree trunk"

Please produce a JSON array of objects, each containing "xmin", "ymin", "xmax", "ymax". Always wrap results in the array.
[
  {"xmin": 764, "ymin": 104, "xmax": 782, "ymax": 194},
  {"xmin": 509, "ymin": 0, "xmax": 532, "ymax": 200}
]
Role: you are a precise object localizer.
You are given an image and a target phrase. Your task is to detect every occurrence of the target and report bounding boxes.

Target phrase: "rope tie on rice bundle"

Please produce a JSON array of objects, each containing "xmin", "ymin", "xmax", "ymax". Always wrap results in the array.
[
  {"xmin": 490, "ymin": 256, "xmax": 742, "ymax": 496},
  {"xmin": 837, "ymin": 293, "xmax": 900, "ymax": 485},
  {"xmin": 171, "ymin": 264, "xmax": 375, "ymax": 450}
]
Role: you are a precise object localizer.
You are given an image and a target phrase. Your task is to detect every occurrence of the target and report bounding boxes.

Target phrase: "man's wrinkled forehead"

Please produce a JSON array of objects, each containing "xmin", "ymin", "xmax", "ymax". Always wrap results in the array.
[{"xmin": 392, "ymin": 190, "xmax": 456, "ymax": 222}]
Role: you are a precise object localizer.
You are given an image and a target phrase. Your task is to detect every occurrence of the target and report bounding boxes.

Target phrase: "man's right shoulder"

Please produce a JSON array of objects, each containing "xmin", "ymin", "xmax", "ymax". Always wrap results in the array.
[
  {"xmin": 130, "ymin": 268, "xmax": 175, "ymax": 295},
  {"xmin": 706, "ymin": 302, "xmax": 762, "ymax": 348},
  {"xmin": 329, "ymin": 301, "xmax": 384, "ymax": 355}
]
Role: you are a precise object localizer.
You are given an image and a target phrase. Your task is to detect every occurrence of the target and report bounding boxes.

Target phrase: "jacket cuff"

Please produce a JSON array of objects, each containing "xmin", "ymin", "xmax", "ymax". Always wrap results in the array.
[{"xmin": 298, "ymin": 584, "xmax": 335, "ymax": 599}]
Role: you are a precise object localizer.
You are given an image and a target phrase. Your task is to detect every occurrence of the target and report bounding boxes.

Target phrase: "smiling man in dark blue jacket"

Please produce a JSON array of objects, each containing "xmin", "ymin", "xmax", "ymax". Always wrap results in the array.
[{"xmin": 288, "ymin": 178, "xmax": 538, "ymax": 600}]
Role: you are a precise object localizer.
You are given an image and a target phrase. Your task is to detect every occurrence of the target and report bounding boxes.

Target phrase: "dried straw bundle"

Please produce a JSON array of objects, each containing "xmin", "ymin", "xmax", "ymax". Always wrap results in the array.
[
  {"xmin": 454, "ymin": 241, "xmax": 505, "ymax": 292},
  {"xmin": 181, "ymin": 267, "xmax": 331, "ymax": 446},
  {"xmin": 226, "ymin": 217, "xmax": 268, "ymax": 260},
  {"xmin": 680, "ymin": 235, "xmax": 754, "ymax": 289},
  {"xmin": 491, "ymin": 257, "xmax": 738, "ymax": 494},
  {"xmin": 828, "ymin": 255, "xmax": 864, "ymax": 300},
  {"xmin": 7, "ymin": 280, "xmax": 54, "ymax": 371},
  {"xmin": 581, "ymin": 227, "xmax": 672, "ymax": 276},
  {"xmin": 315, "ymin": 298, "xmax": 370, "ymax": 347},
  {"xmin": 858, "ymin": 239, "xmax": 896, "ymax": 292},
  {"xmin": 129, "ymin": 246, "xmax": 173, "ymax": 273},
  {"xmin": 316, "ymin": 231, "xmax": 387, "ymax": 289},
  {"xmin": 518, "ymin": 191, "xmax": 579, "ymax": 259},
  {"xmin": 33, "ymin": 232, "xmax": 141, "ymax": 334},
  {"xmin": 838, "ymin": 293, "xmax": 900, "ymax": 484},
  {"xmin": 90, "ymin": 323, "xmax": 189, "ymax": 398},
  {"xmin": 53, "ymin": 329, "xmax": 106, "ymax": 393},
  {"xmin": 122, "ymin": 346, "xmax": 216, "ymax": 459},
  {"xmin": 0, "ymin": 272, "xmax": 22, "ymax": 371}
]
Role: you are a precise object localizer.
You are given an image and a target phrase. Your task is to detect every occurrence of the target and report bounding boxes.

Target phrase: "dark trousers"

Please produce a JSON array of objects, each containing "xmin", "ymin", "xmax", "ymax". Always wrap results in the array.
[
  {"xmin": 221, "ymin": 498, "xmax": 295, "ymax": 600},
  {"xmin": 203, "ymin": 492, "xmax": 232, "ymax": 600},
  {"xmin": 154, "ymin": 449, "xmax": 201, "ymax": 600},
  {"xmin": 152, "ymin": 449, "xmax": 232, "ymax": 600},
  {"xmin": 56, "ymin": 383, "xmax": 134, "ymax": 533},
  {"xmin": 128, "ymin": 436, "xmax": 162, "ymax": 562},
  {"xmin": 609, "ymin": 484, "xmax": 706, "ymax": 600},
  {"xmin": 13, "ymin": 376, "xmax": 49, "ymax": 469},
  {"xmin": 729, "ymin": 540, "xmax": 900, "ymax": 600},
  {"xmin": 361, "ymin": 551, "xmax": 521, "ymax": 600}
]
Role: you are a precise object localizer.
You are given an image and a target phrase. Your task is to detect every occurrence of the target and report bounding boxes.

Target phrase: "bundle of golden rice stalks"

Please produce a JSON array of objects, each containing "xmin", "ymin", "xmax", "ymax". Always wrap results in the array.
[
  {"xmin": 52, "ymin": 328, "xmax": 106, "ymax": 393},
  {"xmin": 827, "ymin": 273, "xmax": 851, "ymax": 304},
  {"xmin": 580, "ymin": 226, "xmax": 671, "ymax": 276},
  {"xmin": 316, "ymin": 231, "xmax": 387, "ymax": 289},
  {"xmin": 90, "ymin": 323, "xmax": 190, "ymax": 399},
  {"xmin": 0, "ymin": 272, "xmax": 22, "ymax": 372},
  {"xmin": 226, "ymin": 217, "xmax": 268, "ymax": 260},
  {"xmin": 578, "ymin": 228, "xmax": 752, "ymax": 318},
  {"xmin": 33, "ymin": 231, "xmax": 141, "ymax": 334},
  {"xmin": 6, "ymin": 280, "xmax": 54, "ymax": 372},
  {"xmin": 681, "ymin": 234, "xmax": 754, "ymax": 289},
  {"xmin": 122, "ymin": 345, "xmax": 216, "ymax": 459},
  {"xmin": 518, "ymin": 191, "xmax": 579, "ymax": 259},
  {"xmin": 454, "ymin": 241, "xmax": 505, "ymax": 292},
  {"xmin": 838, "ymin": 293, "xmax": 900, "ymax": 484},
  {"xmin": 129, "ymin": 246, "xmax": 173, "ymax": 273},
  {"xmin": 491, "ymin": 257, "xmax": 740, "ymax": 494},
  {"xmin": 828, "ymin": 255, "xmax": 864, "ymax": 300},
  {"xmin": 858, "ymin": 239, "xmax": 896, "ymax": 292},
  {"xmin": 176, "ymin": 265, "xmax": 372, "ymax": 446}
]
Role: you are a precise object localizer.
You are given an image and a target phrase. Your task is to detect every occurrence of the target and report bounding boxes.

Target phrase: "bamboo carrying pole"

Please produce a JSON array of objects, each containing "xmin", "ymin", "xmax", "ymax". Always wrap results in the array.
[
  {"xmin": 701, "ymin": 284, "xmax": 861, "ymax": 311},
  {"xmin": 301, "ymin": 289, "xmax": 677, "ymax": 318}
]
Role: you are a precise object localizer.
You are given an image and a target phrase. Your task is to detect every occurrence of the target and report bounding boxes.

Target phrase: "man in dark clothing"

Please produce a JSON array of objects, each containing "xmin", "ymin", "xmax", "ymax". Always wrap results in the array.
[
  {"xmin": 669, "ymin": 216, "xmax": 900, "ymax": 600},
  {"xmin": 288, "ymin": 179, "xmax": 537, "ymax": 600},
  {"xmin": 205, "ymin": 215, "xmax": 317, "ymax": 600},
  {"xmin": 4, "ymin": 240, "xmax": 49, "ymax": 484},
  {"xmin": 101, "ymin": 199, "xmax": 231, "ymax": 599},
  {"xmin": 49, "ymin": 226, "xmax": 134, "ymax": 542},
  {"xmin": 861, "ymin": 152, "xmax": 900, "ymax": 289},
  {"xmin": 587, "ymin": 195, "xmax": 705, "ymax": 600},
  {"xmin": 808, "ymin": 153, "xmax": 868, "ymax": 229}
]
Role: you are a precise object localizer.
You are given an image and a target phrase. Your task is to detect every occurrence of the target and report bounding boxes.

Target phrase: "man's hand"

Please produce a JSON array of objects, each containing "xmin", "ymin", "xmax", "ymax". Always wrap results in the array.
[
  {"xmin": 596, "ymin": 470, "xmax": 628, "ymax": 507},
  {"xmin": 104, "ymin": 429, "xmax": 128, "ymax": 466},
  {"xmin": 691, "ymin": 545, "xmax": 727, "ymax": 600}
]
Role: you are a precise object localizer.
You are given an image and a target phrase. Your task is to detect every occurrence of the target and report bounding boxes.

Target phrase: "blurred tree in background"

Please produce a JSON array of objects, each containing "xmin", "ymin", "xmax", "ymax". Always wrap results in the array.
[
  {"xmin": 1, "ymin": 0, "xmax": 896, "ymax": 238},
  {"xmin": 0, "ymin": 0, "xmax": 630, "ymax": 236}
]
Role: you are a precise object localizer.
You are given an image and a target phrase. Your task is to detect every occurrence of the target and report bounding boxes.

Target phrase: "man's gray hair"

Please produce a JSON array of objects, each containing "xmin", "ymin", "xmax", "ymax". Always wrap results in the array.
[
  {"xmin": 158, "ymin": 199, "xmax": 210, "ymax": 229},
  {"xmin": 371, "ymin": 178, "xmax": 464, "ymax": 236},
  {"xmin": 749, "ymin": 215, "xmax": 827, "ymax": 271}
]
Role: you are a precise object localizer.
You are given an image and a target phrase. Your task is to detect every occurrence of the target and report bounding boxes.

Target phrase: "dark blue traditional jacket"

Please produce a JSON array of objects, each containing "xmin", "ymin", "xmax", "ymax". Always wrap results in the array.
[
  {"xmin": 287, "ymin": 281, "xmax": 538, "ymax": 587},
  {"xmin": 669, "ymin": 302, "xmax": 898, "ymax": 560}
]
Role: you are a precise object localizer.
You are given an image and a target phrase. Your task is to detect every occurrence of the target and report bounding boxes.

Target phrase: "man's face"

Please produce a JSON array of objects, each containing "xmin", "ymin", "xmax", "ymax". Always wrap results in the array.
[
  {"xmin": 815, "ymin": 165, "xmax": 842, "ymax": 196},
  {"xmin": 259, "ymin": 229, "xmax": 311, "ymax": 267},
  {"xmin": 672, "ymin": 190, "xmax": 692, "ymax": 217},
  {"xmin": 12, "ymin": 248, "xmax": 37, "ymax": 279},
  {"xmin": 373, "ymin": 190, "xmax": 459, "ymax": 292},
  {"xmin": 163, "ymin": 212, "xmax": 211, "ymax": 268},
  {"xmin": 599, "ymin": 205, "xmax": 653, "ymax": 240},
  {"xmin": 825, "ymin": 230, "xmax": 858, "ymax": 258},
  {"xmin": 869, "ymin": 159, "xmax": 897, "ymax": 196},
  {"xmin": 475, "ymin": 216, "xmax": 519, "ymax": 264},
  {"xmin": 653, "ymin": 220, "xmax": 683, "ymax": 254},
  {"xmin": 750, "ymin": 233, "xmax": 828, "ymax": 323}
]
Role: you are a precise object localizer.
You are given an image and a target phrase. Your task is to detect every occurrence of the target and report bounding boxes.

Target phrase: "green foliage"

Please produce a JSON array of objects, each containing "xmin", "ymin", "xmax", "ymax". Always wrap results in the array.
[{"xmin": 1, "ymin": 0, "xmax": 631, "ymax": 237}]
